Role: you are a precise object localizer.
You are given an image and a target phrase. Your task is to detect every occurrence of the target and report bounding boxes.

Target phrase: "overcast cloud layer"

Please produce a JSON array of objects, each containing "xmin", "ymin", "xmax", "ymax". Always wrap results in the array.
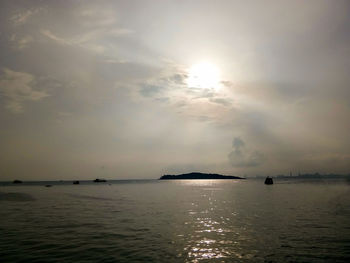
[{"xmin": 1, "ymin": 0, "xmax": 349, "ymax": 180}]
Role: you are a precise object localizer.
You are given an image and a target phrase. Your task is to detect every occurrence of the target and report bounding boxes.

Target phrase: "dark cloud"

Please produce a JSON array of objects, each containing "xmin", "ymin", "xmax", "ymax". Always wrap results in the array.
[
  {"xmin": 139, "ymin": 85, "xmax": 165, "ymax": 98},
  {"xmin": 154, "ymin": 97, "xmax": 170, "ymax": 103},
  {"xmin": 166, "ymin": 73, "xmax": 188, "ymax": 85},
  {"xmin": 228, "ymin": 137, "xmax": 264, "ymax": 167},
  {"xmin": 232, "ymin": 137, "xmax": 245, "ymax": 151},
  {"xmin": 209, "ymin": 97, "xmax": 232, "ymax": 107}
]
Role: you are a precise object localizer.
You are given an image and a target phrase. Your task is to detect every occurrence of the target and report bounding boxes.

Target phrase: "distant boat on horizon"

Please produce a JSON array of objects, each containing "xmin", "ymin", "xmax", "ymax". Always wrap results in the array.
[
  {"xmin": 73, "ymin": 180, "xmax": 80, "ymax": 185},
  {"xmin": 264, "ymin": 176, "xmax": 273, "ymax": 185},
  {"xmin": 12, "ymin": 180, "xmax": 23, "ymax": 184}
]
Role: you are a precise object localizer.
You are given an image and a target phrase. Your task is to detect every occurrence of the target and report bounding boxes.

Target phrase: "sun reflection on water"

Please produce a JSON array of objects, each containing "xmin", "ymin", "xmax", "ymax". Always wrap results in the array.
[
  {"xmin": 170, "ymin": 180, "xmax": 252, "ymax": 262},
  {"xmin": 182, "ymin": 184, "xmax": 233, "ymax": 261}
]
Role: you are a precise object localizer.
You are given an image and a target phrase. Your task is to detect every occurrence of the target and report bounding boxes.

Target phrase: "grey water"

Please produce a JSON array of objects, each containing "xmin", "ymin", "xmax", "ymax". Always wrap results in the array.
[{"xmin": 1, "ymin": 179, "xmax": 350, "ymax": 262}]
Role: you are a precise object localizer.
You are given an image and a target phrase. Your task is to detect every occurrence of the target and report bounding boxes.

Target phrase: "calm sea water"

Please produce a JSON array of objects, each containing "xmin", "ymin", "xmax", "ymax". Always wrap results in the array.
[{"xmin": 1, "ymin": 179, "xmax": 350, "ymax": 262}]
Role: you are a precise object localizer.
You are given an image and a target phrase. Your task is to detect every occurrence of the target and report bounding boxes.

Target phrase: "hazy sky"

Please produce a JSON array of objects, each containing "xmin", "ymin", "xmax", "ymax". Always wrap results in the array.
[{"xmin": 1, "ymin": 0, "xmax": 349, "ymax": 180}]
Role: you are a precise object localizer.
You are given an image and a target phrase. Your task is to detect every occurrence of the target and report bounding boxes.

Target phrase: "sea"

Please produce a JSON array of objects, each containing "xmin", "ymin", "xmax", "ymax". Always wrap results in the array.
[{"xmin": 1, "ymin": 178, "xmax": 350, "ymax": 262}]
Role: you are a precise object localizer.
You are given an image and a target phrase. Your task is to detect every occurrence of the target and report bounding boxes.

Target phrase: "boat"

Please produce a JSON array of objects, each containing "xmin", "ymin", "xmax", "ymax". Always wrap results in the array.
[
  {"xmin": 264, "ymin": 176, "xmax": 273, "ymax": 185},
  {"xmin": 13, "ymin": 180, "xmax": 23, "ymax": 184},
  {"xmin": 73, "ymin": 180, "xmax": 80, "ymax": 185}
]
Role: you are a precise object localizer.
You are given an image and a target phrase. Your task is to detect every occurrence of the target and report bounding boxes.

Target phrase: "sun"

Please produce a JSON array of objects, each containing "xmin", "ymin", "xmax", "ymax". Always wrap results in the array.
[{"xmin": 187, "ymin": 62, "xmax": 221, "ymax": 90}]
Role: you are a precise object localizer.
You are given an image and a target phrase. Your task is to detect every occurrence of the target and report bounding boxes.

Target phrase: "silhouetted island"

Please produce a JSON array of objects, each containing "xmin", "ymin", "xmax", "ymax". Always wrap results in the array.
[
  {"xmin": 93, "ymin": 178, "xmax": 107, "ymax": 183},
  {"xmin": 159, "ymin": 172, "xmax": 244, "ymax": 180}
]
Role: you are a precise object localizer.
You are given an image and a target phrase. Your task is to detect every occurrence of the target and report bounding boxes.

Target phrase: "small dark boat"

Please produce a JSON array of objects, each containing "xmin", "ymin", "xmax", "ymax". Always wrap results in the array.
[
  {"xmin": 73, "ymin": 180, "xmax": 80, "ymax": 185},
  {"xmin": 13, "ymin": 180, "xmax": 23, "ymax": 184},
  {"xmin": 93, "ymin": 178, "xmax": 107, "ymax": 183},
  {"xmin": 45, "ymin": 184, "xmax": 52, "ymax": 187},
  {"xmin": 264, "ymin": 176, "xmax": 273, "ymax": 185}
]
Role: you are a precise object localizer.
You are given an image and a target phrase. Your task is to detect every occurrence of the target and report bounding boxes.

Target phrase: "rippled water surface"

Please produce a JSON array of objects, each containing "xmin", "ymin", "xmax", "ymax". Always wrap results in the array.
[{"xmin": 1, "ymin": 179, "xmax": 350, "ymax": 262}]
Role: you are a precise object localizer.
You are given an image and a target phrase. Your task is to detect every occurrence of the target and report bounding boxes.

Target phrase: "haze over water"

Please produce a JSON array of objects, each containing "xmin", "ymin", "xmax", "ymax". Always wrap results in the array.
[{"xmin": 1, "ymin": 179, "xmax": 349, "ymax": 262}]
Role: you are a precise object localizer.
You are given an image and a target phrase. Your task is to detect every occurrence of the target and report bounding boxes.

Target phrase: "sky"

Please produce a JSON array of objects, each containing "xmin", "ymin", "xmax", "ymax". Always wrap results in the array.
[{"xmin": 0, "ymin": 0, "xmax": 350, "ymax": 180}]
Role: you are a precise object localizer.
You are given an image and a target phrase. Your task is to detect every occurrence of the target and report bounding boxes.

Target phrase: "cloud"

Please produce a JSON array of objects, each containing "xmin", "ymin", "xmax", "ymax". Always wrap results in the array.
[
  {"xmin": 79, "ymin": 8, "xmax": 117, "ymax": 27},
  {"xmin": 0, "ymin": 68, "xmax": 49, "ymax": 113},
  {"xmin": 228, "ymin": 137, "xmax": 264, "ymax": 167},
  {"xmin": 232, "ymin": 137, "xmax": 245, "ymax": 152},
  {"xmin": 10, "ymin": 34, "xmax": 34, "ymax": 50},
  {"xmin": 40, "ymin": 26, "xmax": 132, "ymax": 54},
  {"xmin": 41, "ymin": 29, "xmax": 70, "ymax": 46},
  {"xmin": 10, "ymin": 8, "xmax": 43, "ymax": 26},
  {"xmin": 209, "ymin": 97, "xmax": 232, "ymax": 107},
  {"xmin": 137, "ymin": 66, "xmax": 233, "ymax": 109},
  {"xmin": 139, "ymin": 85, "xmax": 165, "ymax": 98},
  {"xmin": 167, "ymin": 73, "xmax": 188, "ymax": 85}
]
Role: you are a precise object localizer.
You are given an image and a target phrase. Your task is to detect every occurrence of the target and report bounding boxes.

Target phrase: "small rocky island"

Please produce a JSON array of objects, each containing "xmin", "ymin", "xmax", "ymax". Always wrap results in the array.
[
  {"xmin": 159, "ymin": 172, "xmax": 244, "ymax": 180},
  {"xmin": 93, "ymin": 178, "xmax": 107, "ymax": 183}
]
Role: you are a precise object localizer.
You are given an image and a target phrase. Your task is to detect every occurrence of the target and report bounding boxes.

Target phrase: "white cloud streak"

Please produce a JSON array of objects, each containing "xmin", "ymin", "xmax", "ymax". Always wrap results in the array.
[{"xmin": 0, "ymin": 69, "xmax": 49, "ymax": 113}]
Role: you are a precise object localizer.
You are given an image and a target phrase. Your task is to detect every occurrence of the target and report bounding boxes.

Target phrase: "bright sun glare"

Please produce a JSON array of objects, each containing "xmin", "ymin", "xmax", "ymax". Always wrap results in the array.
[{"xmin": 187, "ymin": 62, "xmax": 221, "ymax": 90}]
